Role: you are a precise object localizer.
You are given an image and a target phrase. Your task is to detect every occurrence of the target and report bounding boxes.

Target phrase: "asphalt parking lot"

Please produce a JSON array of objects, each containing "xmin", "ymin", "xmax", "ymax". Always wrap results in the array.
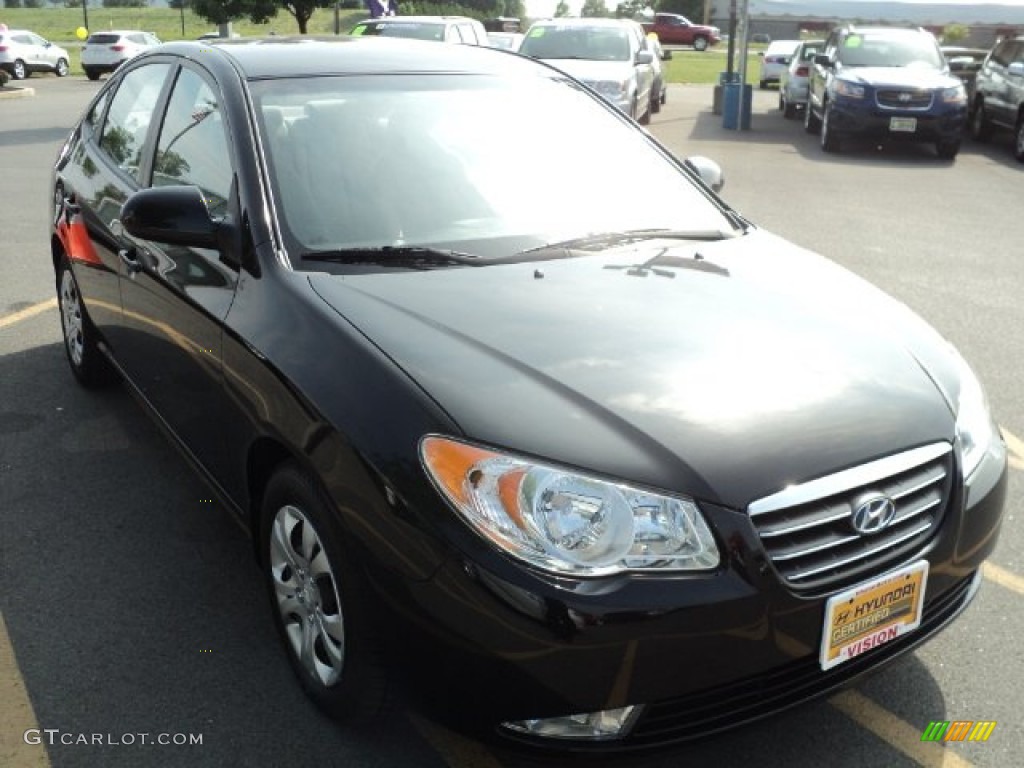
[{"xmin": 1, "ymin": 74, "xmax": 1022, "ymax": 768}]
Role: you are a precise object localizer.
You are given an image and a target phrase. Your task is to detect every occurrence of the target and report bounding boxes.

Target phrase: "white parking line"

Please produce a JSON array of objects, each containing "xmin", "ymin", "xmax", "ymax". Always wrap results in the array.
[
  {"xmin": 830, "ymin": 690, "xmax": 975, "ymax": 768},
  {"xmin": 0, "ymin": 298, "xmax": 57, "ymax": 331},
  {"xmin": 1001, "ymin": 427, "xmax": 1024, "ymax": 471},
  {"xmin": 0, "ymin": 612, "xmax": 50, "ymax": 767},
  {"xmin": 408, "ymin": 714, "xmax": 505, "ymax": 768}
]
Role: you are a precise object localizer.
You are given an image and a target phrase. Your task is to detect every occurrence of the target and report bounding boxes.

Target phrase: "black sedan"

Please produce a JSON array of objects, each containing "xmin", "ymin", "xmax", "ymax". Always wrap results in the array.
[{"xmin": 51, "ymin": 37, "xmax": 1007, "ymax": 750}]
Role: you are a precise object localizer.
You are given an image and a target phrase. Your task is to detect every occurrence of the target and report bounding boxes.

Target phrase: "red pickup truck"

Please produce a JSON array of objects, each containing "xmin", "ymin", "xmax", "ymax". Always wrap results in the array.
[{"xmin": 641, "ymin": 13, "xmax": 721, "ymax": 51}]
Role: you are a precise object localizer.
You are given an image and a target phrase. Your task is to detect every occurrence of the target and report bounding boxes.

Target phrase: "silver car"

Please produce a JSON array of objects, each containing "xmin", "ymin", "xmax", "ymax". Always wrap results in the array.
[
  {"xmin": 519, "ymin": 18, "xmax": 656, "ymax": 124},
  {"xmin": 80, "ymin": 30, "xmax": 161, "ymax": 81},
  {"xmin": 779, "ymin": 40, "xmax": 824, "ymax": 118},
  {"xmin": 0, "ymin": 29, "xmax": 70, "ymax": 80}
]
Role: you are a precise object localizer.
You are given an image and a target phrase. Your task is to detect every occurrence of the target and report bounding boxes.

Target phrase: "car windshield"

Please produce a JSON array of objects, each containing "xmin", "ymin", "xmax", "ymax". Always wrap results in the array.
[
  {"xmin": 353, "ymin": 22, "xmax": 446, "ymax": 42},
  {"xmin": 519, "ymin": 26, "xmax": 631, "ymax": 61},
  {"xmin": 252, "ymin": 74, "xmax": 734, "ymax": 262},
  {"xmin": 839, "ymin": 34, "xmax": 944, "ymax": 69}
]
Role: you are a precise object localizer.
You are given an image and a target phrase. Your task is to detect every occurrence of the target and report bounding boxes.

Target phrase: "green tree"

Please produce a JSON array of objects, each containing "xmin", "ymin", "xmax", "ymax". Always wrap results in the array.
[
  {"xmin": 191, "ymin": 0, "xmax": 279, "ymax": 30},
  {"xmin": 554, "ymin": 0, "xmax": 570, "ymax": 16},
  {"xmin": 942, "ymin": 24, "xmax": 969, "ymax": 44},
  {"xmin": 656, "ymin": 0, "xmax": 701, "ymax": 18},
  {"xmin": 614, "ymin": 0, "xmax": 645, "ymax": 19},
  {"xmin": 5, "ymin": 0, "xmax": 24, "ymax": 8},
  {"xmin": 581, "ymin": 0, "xmax": 608, "ymax": 18},
  {"xmin": 102, "ymin": 0, "xmax": 147, "ymax": 7}
]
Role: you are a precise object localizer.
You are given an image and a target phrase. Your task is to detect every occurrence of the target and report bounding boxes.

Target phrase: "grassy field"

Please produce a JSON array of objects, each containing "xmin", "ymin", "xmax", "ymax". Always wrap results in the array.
[{"xmin": 0, "ymin": 8, "xmax": 763, "ymax": 84}]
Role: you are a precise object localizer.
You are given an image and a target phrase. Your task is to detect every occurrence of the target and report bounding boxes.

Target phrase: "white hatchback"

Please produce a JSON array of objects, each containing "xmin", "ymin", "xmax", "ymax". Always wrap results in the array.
[
  {"xmin": 0, "ymin": 29, "xmax": 70, "ymax": 80},
  {"xmin": 81, "ymin": 30, "xmax": 161, "ymax": 81}
]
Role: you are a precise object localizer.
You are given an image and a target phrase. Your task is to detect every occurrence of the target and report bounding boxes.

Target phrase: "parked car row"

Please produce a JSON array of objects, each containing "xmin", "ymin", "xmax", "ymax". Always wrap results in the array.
[
  {"xmin": 774, "ymin": 26, "xmax": 1024, "ymax": 163},
  {"xmin": 0, "ymin": 28, "xmax": 161, "ymax": 81}
]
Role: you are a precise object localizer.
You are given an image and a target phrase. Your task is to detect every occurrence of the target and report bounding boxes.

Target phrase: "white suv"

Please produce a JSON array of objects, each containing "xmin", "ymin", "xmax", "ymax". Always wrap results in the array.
[
  {"xmin": 0, "ymin": 29, "xmax": 70, "ymax": 80},
  {"xmin": 81, "ymin": 30, "xmax": 161, "ymax": 81}
]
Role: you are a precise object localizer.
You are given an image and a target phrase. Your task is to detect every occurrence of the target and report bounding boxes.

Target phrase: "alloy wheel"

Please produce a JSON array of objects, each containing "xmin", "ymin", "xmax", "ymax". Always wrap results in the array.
[
  {"xmin": 59, "ymin": 269, "xmax": 85, "ymax": 368},
  {"xmin": 269, "ymin": 504, "xmax": 345, "ymax": 688}
]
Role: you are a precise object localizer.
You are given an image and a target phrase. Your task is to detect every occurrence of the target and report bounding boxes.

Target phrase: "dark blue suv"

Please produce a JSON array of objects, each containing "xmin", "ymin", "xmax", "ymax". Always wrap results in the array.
[{"xmin": 806, "ymin": 26, "xmax": 968, "ymax": 158}]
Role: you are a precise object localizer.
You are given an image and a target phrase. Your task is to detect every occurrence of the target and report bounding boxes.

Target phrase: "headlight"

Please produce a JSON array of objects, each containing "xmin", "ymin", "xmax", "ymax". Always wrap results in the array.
[
  {"xmin": 421, "ymin": 436, "xmax": 720, "ymax": 577},
  {"xmin": 593, "ymin": 79, "xmax": 629, "ymax": 99},
  {"xmin": 942, "ymin": 84, "xmax": 966, "ymax": 104},
  {"xmin": 834, "ymin": 80, "xmax": 865, "ymax": 98},
  {"xmin": 951, "ymin": 349, "xmax": 996, "ymax": 479}
]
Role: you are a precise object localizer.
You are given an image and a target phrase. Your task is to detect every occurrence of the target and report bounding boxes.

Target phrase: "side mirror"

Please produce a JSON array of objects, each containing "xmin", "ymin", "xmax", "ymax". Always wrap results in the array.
[
  {"xmin": 636, "ymin": 50, "xmax": 654, "ymax": 66},
  {"xmin": 813, "ymin": 53, "xmax": 832, "ymax": 67},
  {"xmin": 684, "ymin": 155, "xmax": 724, "ymax": 193},
  {"xmin": 121, "ymin": 186, "xmax": 220, "ymax": 249}
]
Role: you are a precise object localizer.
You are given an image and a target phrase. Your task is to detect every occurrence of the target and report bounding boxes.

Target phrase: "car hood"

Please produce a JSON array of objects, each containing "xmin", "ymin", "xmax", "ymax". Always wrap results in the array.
[
  {"xmin": 838, "ymin": 66, "xmax": 960, "ymax": 89},
  {"xmin": 308, "ymin": 230, "xmax": 959, "ymax": 511},
  {"xmin": 541, "ymin": 58, "xmax": 636, "ymax": 83}
]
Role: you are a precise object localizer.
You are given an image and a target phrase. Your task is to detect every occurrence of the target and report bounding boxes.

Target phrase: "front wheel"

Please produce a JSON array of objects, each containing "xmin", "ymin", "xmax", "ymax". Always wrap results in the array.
[
  {"xmin": 55, "ymin": 58, "xmax": 69, "ymax": 77},
  {"xmin": 936, "ymin": 139, "xmax": 960, "ymax": 160},
  {"xmin": 693, "ymin": 36, "xmax": 708, "ymax": 52},
  {"xmin": 261, "ymin": 464, "xmax": 390, "ymax": 723},
  {"xmin": 804, "ymin": 98, "xmax": 821, "ymax": 133},
  {"xmin": 970, "ymin": 102, "xmax": 992, "ymax": 141},
  {"xmin": 57, "ymin": 259, "xmax": 116, "ymax": 387},
  {"xmin": 820, "ymin": 103, "xmax": 840, "ymax": 152}
]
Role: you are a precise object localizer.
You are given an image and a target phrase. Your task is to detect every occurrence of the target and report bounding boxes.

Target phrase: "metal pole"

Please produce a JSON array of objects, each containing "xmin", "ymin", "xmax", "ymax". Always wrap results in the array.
[
  {"xmin": 737, "ymin": 0, "xmax": 750, "ymax": 129},
  {"xmin": 83, "ymin": 0, "xmax": 90, "ymax": 34},
  {"xmin": 180, "ymin": 1, "xmax": 186, "ymax": 37}
]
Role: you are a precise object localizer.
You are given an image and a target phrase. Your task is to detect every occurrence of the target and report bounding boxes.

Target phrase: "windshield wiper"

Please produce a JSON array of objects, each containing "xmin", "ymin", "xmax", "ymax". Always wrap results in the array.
[
  {"xmin": 301, "ymin": 246, "xmax": 481, "ymax": 268},
  {"xmin": 518, "ymin": 228, "xmax": 741, "ymax": 255}
]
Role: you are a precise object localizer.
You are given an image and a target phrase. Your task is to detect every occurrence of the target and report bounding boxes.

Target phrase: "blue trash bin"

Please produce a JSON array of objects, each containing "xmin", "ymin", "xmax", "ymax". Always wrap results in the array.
[{"xmin": 722, "ymin": 82, "xmax": 752, "ymax": 130}]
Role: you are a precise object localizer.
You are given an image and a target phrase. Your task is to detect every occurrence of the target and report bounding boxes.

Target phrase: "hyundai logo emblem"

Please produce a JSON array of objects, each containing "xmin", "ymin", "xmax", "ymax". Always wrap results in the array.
[
  {"xmin": 851, "ymin": 494, "xmax": 896, "ymax": 535},
  {"xmin": 898, "ymin": 92, "xmax": 912, "ymax": 102}
]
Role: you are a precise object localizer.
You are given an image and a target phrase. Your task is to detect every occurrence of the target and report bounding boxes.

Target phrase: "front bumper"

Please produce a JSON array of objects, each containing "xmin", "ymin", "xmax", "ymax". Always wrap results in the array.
[
  {"xmin": 377, "ymin": 440, "xmax": 1006, "ymax": 750},
  {"xmin": 828, "ymin": 96, "xmax": 967, "ymax": 142}
]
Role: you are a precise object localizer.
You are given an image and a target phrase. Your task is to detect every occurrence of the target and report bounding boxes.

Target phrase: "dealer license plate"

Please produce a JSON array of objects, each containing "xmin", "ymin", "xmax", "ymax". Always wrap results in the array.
[
  {"xmin": 890, "ymin": 117, "xmax": 917, "ymax": 133},
  {"xmin": 819, "ymin": 560, "xmax": 928, "ymax": 671}
]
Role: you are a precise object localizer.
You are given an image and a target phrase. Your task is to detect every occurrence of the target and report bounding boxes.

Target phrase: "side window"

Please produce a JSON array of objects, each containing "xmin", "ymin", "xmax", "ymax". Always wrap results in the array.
[
  {"xmin": 991, "ymin": 41, "xmax": 1012, "ymax": 67},
  {"xmin": 99, "ymin": 63, "xmax": 171, "ymax": 183},
  {"xmin": 152, "ymin": 68, "xmax": 231, "ymax": 217},
  {"xmin": 449, "ymin": 25, "xmax": 465, "ymax": 44},
  {"xmin": 86, "ymin": 89, "xmax": 111, "ymax": 135},
  {"xmin": 1011, "ymin": 42, "xmax": 1024, "ymax": 65}
]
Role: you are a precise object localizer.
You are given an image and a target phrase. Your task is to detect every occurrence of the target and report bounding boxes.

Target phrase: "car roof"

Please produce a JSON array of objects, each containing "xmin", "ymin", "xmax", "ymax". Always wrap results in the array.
[
  {"xmin": 161, "ymin": 37, "xmax": 555, "ymax": 80},
  {"xmin": 529, "ymin": 18, "xmax": 633, "ymax": 27},
  {"xmin": 357, "ymin": 16, "xmax": 478, "ymax": 23}
]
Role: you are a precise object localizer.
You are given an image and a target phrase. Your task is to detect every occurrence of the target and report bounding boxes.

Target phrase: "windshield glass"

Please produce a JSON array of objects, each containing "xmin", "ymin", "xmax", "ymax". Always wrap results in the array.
[
  {"xmin": 839, "ymin": 33, "xmax": 944, "ymax": 69},
  {"xmin": 519, "ymin": 26, "xmax": 631, "ymax": 61},
  {"xmin": 252, "ymin": 74, "xmax": 733, "ymax": 263},
  {"xmin": 353, "ymin": 22, "xmax": 446, "ymax": 42}
]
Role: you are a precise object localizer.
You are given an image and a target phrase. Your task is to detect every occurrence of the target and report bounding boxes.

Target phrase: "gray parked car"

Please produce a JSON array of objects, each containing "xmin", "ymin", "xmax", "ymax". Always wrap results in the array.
[
  {"xmin": 779, "ymin": 40, "xmax": 824, "ymax": 118},
  {"xmin": 969, "ymin": 36, "xmax": 1024, "ymax": 161}
]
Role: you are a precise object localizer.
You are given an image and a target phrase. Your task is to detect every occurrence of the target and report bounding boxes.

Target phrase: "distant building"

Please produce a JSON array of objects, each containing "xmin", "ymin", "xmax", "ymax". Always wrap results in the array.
[{"xmin": 713, "ymin": 0, "xmax": 1024, "ymax": 47}]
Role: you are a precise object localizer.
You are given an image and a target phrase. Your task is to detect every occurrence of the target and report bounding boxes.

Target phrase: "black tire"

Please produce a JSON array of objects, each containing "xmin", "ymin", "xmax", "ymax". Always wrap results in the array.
[
  {"xmin": 12, "ymin": 59, "xmax": 26, "ymax": 80},
  {"xmin": 804, "ymin": 98, "xmax": 821, "ymax": 133},
  {"xmin": 55, "ymin": 58, "xmax": 69, "ymax": 78},
  {"xmin": 57, "ymin": 259, "xmax": 116, "ymax": 388},
  {"xmin": 970, "ymin": 101, "xmax": 992, "ymax": 142},
  {"xmin": 783, "ymin": 98, "xmax": 798, "ymax": 119},
  {"xmin": 778, "ymin": 93, "xmax": 784, "ymax": 110},
  {"xmin": 759, "ymin": 80, "xmax": 767, "ymax": 90},
  {"xmin": 84, "ymin": 67, "xmax": 101, "ymax": 81},
  {"xmin": 820, "ymin": 103, "xmax": 840, "ymax": 152},
  {"xmin": 1014, "ymin": 118, "xmax": 1024, "ymax": 163},
  {"xmin": 638, "ymin": 101, "xmax": 651, "ymax": 125},
  {"xmin": 260, "ymin": 463, "xmax": 391, "ymax": 724},
  {"xmin": 651, "ymin": 82, "xmax": 662, "ymax": 114},
  {"xmin": 936, "ymin": 139, "xmax": 960, "ymax": 160},
  {"xmin": 693, "ymin": 36, "xmax": 708, "ymax": 52}
]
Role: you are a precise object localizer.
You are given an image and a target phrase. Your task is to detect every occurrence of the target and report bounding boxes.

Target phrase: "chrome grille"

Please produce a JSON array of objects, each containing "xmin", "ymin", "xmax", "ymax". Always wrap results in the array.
[
  {"xmin": 748, "ymin": 443, "xmax": 952, "ymax": 590},
  {"xmin": 876, "ymin": 89, "xmax": 934, "ymax": 110}
]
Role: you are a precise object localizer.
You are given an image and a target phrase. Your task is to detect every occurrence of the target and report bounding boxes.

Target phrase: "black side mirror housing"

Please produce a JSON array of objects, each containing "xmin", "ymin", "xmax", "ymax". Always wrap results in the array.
[{"xmin": 121, "ymin": 186, "xmax": 221, "ymax": 249}]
